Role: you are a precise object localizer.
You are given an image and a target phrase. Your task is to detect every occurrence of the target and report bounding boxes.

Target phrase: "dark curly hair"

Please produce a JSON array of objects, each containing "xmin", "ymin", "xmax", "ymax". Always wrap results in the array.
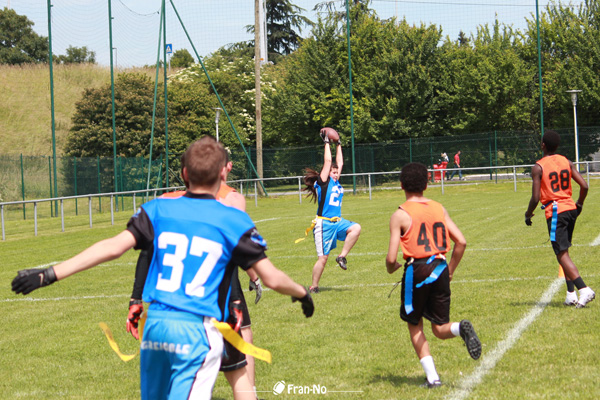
[
  {"xmin": 543, "ymin": 130, "xmax": 561, "ymax": 153},
  {"xmin": 400, "ymin": 162, "xmax": 428, "ymax": 193}
]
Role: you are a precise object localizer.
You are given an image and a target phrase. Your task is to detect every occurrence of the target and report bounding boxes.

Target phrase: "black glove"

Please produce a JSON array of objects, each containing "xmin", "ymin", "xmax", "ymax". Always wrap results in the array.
[
  {"xmin": 229, "ymin": 302, "xmax": 244, "ymax": 332},
  {"xmin": 248, "ymin": 278, "xmax": 263, "ymax": 304},
  {"xmin": 525, "ymin": 217, "xmax": 532, "ymax": 226},
  {"xmin": 576, "ymin": 203, "xmax": 583, "ymax": 216},
  {"xmin": 126, "ymin": 299, "xmax": 144, "ymax": 340},
  {"xmin": 292, "ymin": 289, "xmax": 314, "ymax": 318},
  {"xmin": 319, "ymin": 130, "xmax": 330, "ymax": 144},
  {"xmin": 12, "ymin": 266, "xmax": 57, "ymax": 295}
]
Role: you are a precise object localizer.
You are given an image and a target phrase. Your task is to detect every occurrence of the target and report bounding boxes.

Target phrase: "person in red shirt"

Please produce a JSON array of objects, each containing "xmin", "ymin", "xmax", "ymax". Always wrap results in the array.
[
  {"xmin": 525, "ymin": 130, "xmax": 595, "ymax": 308},
  {"xmin": 386, "ymin": 162, "xmax": 481, "ymax": 389},
  {"xmin": 447, "ymin": 150, "xmax": 463, "ymax": 180}
]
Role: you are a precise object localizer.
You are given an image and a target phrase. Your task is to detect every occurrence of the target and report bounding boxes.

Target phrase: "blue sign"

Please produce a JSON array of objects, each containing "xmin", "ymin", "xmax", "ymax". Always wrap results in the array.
[{"xmin": 166, "ymin": 44, "xmax": 173, "ymax": 54}]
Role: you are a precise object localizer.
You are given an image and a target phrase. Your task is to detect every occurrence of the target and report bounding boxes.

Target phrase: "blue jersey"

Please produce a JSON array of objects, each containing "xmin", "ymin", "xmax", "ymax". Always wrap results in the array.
[
  {"xmin": 315, "ymin": 176, "xmax": 344, "ymax": 218},
  {"xmin": 127, "ymin": 192, "xmax": 267, "ymax": 321}
]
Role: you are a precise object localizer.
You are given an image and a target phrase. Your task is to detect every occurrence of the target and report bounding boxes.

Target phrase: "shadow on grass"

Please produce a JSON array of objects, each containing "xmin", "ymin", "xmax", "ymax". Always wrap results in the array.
[{"xmin": 369, "ymin": 373, "xmax": 424, "ymax": 387}]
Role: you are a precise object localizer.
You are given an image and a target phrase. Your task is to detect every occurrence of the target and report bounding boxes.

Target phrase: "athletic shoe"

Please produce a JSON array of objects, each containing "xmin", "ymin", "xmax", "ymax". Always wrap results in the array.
[
  {"xmin": 564, "ymin": 291, "xmax": 578, "ymax": 306},
  {"xmin": 309, "ymin": 286, "xmax": 320, "ymax": 294},
  {"xmin": 420, "ymin": 379, "xmax": 442, "ymax": 389},
  {"xmin": 576, "ymin": 287, "xmax": 595, "ymax": 308},
  {"xmin": 459, "ymin": 320, "xmax": 482, "ymax": 360},
  {"xmin": 336, "ymin": 256, "xmax": 348, "ymax": 271}
]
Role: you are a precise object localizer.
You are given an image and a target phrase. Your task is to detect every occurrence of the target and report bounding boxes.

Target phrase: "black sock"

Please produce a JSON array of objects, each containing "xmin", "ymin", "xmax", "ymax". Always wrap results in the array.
[
  {"xmin": 573, "ymin": 277, "xmax": 586, "ymax": 290},
  {"xmin": 566, "ymin": 280, "xmax": 575, "ymax": 292}
]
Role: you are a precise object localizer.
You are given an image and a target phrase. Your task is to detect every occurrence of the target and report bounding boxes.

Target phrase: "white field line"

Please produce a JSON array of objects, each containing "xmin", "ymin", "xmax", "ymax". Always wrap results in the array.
[
  {"xmin": 445, "ymin": 278, "xmax": 564, "ymax": 400},
  {"xmin": 591, "ymin": 232, "xmax": 600, "ymax": 246}
]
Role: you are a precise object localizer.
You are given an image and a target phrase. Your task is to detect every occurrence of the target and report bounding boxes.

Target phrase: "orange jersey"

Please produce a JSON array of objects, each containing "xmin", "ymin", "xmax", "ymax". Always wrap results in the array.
[
  {"xmin": 399, "ymin": 200, "xmax": 450, "ymax": 260},
  {"xmin": 537, "ymin": 155, "xmax": 576, "ymax": 218},
  {"xmin": 217, "ymin": 183, "xmax": 235, "ymax": 201},
  {"xmin": 159, "ymin": 190, "xmax": 186, "ymax": 198}
]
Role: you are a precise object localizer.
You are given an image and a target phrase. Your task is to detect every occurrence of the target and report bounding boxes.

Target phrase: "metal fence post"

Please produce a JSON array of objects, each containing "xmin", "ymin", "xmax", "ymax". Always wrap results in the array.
[
  {"xmin": 298, "ymin": 177, "xmax": 302, "ymax": 204},
  {"xmin": 60, "ymin": 199, "xmax": 64, "ymax": 232},
  {"xmin": 110, "ymin": 194, "xmax": 114, "ymax": 225},
  {"xmin": 34, "ymin": 202, "xmax": 38, "ymax": 236},
  {"xmin": 368, "ymin": 174, "xmax": 372, "ymax": 200},
  {"xmin": 1, "ymin": 204, "xmax": 5, "ymax": 241},
  {"xmin": 89, "ymin": 196, "xmax": 93, "ymax": 228},
  {"xmin": 513, "ymin": 167, "xmax": 517, "ymax": 192},
  {"xmin": 254, "ymin": 181, "xmax": 258, "ymax": 207}
]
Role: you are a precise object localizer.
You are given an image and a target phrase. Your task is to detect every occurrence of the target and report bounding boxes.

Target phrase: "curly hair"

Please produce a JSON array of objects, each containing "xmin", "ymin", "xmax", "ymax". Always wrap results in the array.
[
  {"xmin": 543, "ymin": 130, "xmax": 561, "ymax": 152},
  {"xmin": 400, "ymin": 162, "xmax": 428, "ymax": 193}
]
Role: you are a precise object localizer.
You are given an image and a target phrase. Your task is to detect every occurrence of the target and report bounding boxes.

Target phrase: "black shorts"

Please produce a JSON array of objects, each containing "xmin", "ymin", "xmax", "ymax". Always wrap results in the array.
[
  {"xmin": 546, "ymin": 209, "xmax": 577, "ymax": 255},
  {"xmin": 220, "ymin": 278, "xmax": 251, "ymax": 372},
  {"xmin": 400, "ymin": 258, "xmax": 451, "ymax": 326}
]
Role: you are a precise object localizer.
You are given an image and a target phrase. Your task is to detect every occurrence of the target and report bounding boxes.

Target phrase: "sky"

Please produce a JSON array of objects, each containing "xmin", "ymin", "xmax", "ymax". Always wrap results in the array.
[{"xmin": 5, "ymin": 0, "xmax": 556, "ymax": 67}]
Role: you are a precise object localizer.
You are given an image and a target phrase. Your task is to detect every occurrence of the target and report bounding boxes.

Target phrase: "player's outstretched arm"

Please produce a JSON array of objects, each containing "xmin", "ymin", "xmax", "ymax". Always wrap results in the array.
[
  {"xmin": 335, "ymin": 140, "xmax": 344, "ymax": 175},
  {"xmin": 12, "ymin": 230, "xmax": 136, "ymax": 295},
  {"xmin": 251, "ymin": 258, "xmax": 313, "ymax": 317},
  {"xmin": 444, "ymin": 208, "xmax": 466, "ymax": 280}
]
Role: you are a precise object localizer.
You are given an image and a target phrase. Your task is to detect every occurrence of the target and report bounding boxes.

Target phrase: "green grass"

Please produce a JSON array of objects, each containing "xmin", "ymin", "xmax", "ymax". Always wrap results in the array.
[{"xmin": 1, "ymin": 182, "xmax": 599, "ymax": 399}]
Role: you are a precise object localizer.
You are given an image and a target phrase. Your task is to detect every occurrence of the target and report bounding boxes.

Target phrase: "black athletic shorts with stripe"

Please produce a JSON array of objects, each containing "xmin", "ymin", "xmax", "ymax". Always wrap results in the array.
[
  {"xmin": 400, "ymin": 258, "xmax": 451, "ymax": 326},
  {"xmin": 546, "ymin": 209, "xmax": 577, "ymax": 255}
]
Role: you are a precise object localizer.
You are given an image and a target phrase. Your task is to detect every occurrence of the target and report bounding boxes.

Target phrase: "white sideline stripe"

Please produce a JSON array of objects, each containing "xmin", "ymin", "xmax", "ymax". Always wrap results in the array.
[
  {"xmin": 591, "ymin": 232, "xmax": 600, "ymax": 246},
  {"xmin": 2, "ymin": 294, "xmax": 127, "ymax": 303},
  {"xmin": 445, "ymin": 278, "xmax": 564, "ymax": 400}
]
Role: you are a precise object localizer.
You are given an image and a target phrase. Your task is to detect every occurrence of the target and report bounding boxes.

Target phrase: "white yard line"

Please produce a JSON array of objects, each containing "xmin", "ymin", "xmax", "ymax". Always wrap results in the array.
[
  {"xmin": 590, "ymin": 232, "xmax": 600, "ymax": 246},
  {"xmin": 445, "ymin": 278, "xmax": 564, "ymax": 400}
]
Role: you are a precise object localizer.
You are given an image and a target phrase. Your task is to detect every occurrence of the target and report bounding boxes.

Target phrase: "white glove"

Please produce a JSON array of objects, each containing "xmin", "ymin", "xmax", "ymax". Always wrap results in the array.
[{"xmin": 249, "ymin": 278, "xmax": 263, "ymax": 304}]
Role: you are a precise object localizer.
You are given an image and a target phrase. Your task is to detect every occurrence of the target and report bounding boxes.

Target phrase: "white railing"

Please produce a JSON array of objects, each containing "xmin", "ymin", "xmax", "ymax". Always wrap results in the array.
[{"xmin": 1, "ymin": 162, "xmax": 597, "ymax": 240}]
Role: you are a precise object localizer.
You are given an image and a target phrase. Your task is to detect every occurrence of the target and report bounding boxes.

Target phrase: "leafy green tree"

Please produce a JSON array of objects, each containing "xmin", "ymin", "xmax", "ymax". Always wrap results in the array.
[
  {"xmin": 170, "ymin": 49, "xmax": 194, "ymax": 68},
  {"xmin": 55, "ymin": 45, "xmax": 96, "ymax": 64},
  {"xmin": 66, "ymin": 73, "xmax": 165, "ymax": 159},
  {"xmin": 0, "ymin": 7, "xmax": 48, "ymax": 64}
]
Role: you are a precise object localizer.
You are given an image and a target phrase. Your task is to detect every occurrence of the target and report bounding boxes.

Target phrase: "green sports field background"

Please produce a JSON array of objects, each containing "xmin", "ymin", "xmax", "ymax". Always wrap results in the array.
[{"xmin": 1, "ymin": 181, "xmax": 599, "ymax": 399}]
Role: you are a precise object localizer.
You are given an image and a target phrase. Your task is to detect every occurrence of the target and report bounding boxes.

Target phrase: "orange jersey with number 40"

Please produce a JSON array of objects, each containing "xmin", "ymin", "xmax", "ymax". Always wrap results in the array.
[{"xmin": 399, "ymin": 200, "xmax": 450, "ymax": 260}]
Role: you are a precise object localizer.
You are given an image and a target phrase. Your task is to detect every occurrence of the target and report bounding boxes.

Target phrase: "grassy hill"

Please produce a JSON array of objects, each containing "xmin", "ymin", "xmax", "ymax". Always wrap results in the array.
[{"xmin": 0, "ymin": 64, "xmax": 112, "ymax": 156}]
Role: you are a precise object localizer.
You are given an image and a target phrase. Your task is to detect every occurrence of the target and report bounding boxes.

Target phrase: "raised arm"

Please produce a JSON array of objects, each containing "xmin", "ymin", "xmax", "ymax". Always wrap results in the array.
[
  {"xmin": 320, "ymin": 142, "xmax": 333, "ymax": 182},
  {"xmin": 335, "ymin": 142, "xmax": 343, "ymax": 175}
]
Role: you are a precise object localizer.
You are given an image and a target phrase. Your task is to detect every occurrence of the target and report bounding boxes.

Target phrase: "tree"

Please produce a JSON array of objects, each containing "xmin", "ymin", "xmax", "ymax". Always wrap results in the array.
[
  {"xmin": 55, "ymin": 45, "xmax": 96, "ymax": 64},
  {"xmin": 170, "ymin": 49, "xmax": 194, "ymax": 68},
  {"xmin": 0, "ymin": 7, "xmax": 48, "ymax": 64},
  {"xmin": 245, "ymin": 0, "xmax": 313, "ymax": 62}
]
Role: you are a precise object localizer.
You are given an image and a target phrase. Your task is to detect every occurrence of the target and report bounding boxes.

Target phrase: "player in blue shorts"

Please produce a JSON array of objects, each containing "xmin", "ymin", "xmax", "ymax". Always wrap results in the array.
[
  {"xmin": 12, "ymin": 136, "xmax": 314, "ymax": 400},
  {"xmin": 302, "ymin": 128, "xmax": 361, "ymax": 293}
]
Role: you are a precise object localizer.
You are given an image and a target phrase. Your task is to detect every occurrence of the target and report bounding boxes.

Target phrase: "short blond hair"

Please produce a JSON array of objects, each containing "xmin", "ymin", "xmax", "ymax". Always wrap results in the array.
[{"xmin": 184, "ymin": 136, "xmax": 227, "ymax": 187}]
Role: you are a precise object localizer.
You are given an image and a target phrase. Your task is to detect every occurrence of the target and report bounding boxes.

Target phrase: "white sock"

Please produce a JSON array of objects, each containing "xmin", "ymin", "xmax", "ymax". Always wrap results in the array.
[
  {"xmin": 450, "ymin": 322, "xmax": 460, "ymax": 337},
  {"xmin": 420, "ymin": 355, "xmax": 439, "ymax": 383}
]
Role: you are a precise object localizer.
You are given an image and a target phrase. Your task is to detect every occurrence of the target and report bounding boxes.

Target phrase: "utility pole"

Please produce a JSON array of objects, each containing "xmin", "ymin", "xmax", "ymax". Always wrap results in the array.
[{"xmin": 255, "ymin": 0, "xmax": 264, "ymax": 193}]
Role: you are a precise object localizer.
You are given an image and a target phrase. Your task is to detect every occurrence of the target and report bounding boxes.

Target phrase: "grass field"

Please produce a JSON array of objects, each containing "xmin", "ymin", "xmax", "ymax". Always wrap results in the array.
[{"xmin": 1, "ymin": 181, "xmax": 599, "ymax": 399}]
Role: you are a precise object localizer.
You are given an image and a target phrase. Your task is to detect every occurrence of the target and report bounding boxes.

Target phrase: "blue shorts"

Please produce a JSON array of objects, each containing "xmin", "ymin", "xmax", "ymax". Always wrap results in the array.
[
  {"xmin": 313, "ymin": 217, "xmax": 357, "ymax": 256},
  {"xmin": 140, "ymin": 310, "xmax": 223, "ymax": 400}
]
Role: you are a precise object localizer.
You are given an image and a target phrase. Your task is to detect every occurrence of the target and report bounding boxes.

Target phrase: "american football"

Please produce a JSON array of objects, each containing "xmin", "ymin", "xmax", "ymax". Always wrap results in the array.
[{"xmin": 320, "ymin": 127, "xmax": 339, "ymax": 142}]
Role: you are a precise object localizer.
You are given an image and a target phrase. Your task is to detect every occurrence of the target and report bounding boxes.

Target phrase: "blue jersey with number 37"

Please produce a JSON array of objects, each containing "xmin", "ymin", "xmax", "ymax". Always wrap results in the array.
[
  {"xmin": 126, "ymin": 193, "xmax": 267, "ymax": 321},
  {"xmin": 315, "ymin": 177, "xmax": 344, "ymax": 218}
]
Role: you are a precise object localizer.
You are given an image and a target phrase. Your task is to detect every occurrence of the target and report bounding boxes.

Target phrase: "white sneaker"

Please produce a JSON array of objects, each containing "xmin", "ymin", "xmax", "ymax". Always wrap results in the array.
[
  {"xmin": 576, "ymin": 288, "xmax": 595, "ymax": 308},
  {"xmin": 564, "ymin": 291, "xmax": 578, "ymax": 306}
]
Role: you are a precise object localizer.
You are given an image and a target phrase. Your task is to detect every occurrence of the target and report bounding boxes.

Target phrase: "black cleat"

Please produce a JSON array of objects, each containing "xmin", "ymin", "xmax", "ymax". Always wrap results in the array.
[
  {"xmin": 336, "ymin": 256, "xmax": 348, "ymax": 271},
  {"xmin": 309, "ymin": 286, "xmax": 320, "ymax": 294},
  {"xmin": 420, "ymin": 379, "xmax": 442, "ymax": 389},
  {"xmin": 459, "ymin": 320, "xmax": 482, "ymax": 360}
]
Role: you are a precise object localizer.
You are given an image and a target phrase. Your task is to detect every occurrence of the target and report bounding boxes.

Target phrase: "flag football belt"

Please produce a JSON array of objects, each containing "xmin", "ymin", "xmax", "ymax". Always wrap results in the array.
[
  {"xmin": 295, "ymin": 216, "xmax": 341, "ymax": 243},
  {"xmin": 99, "ymin": 312, "xmax": 271, "ymax": 363},
  {"xmin": 404, "ymin": 255, "xmax": 448, "ymax": 315},
  {"xmin": 541, "ymin": 201, "xmax": 558, "ymax": 242}
]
